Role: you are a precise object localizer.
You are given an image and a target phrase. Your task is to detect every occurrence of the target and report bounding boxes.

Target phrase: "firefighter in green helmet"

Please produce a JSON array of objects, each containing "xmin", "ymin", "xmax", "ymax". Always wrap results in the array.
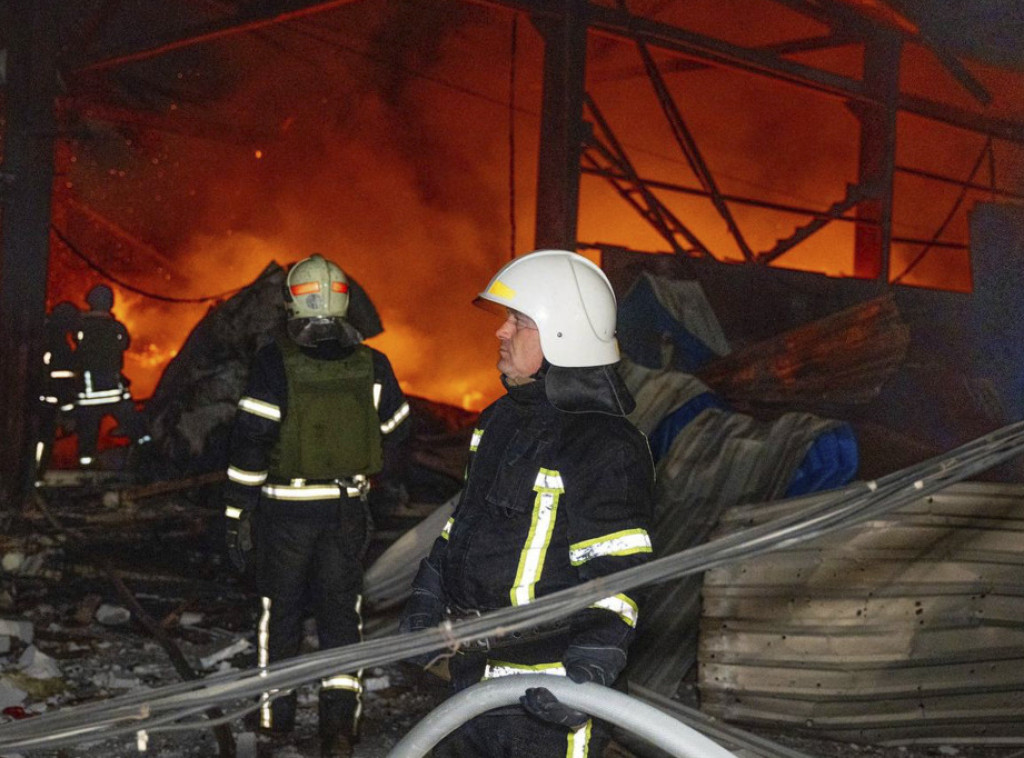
[{"xmin": 223, "ymin": 254, "xmax": 409, "ymax": 757}]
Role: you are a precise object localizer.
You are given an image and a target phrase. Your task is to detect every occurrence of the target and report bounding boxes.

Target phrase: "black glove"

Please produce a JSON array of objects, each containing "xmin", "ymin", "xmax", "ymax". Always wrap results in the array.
[
  {"xmin": 399, "ymin": 560, "xmax": 445, "ymax": 635},
  {"xmin": 563, "ymin": 646, "xmax": 623, "ymax": 687},
  {"xmin": 565, "ymin": 659, "xmax": 611, "ymax": 686},
  {"xmin": 399, "ymin": 560, "xmax": 446, "ymax": 667},
  {"xmin": 399, "ymin": 590, "xmax": 443, "ymax": 635},
  {"xmin": 398, "ymin": 589, "xmax": 446, "ymax": 667},
  {"xmin": 520, "ymin": 687, "xmax": 589, "ymax": 730},
  {"xmin": 225, "ymin": 510, "xmax": 253, "ymax": 573}
]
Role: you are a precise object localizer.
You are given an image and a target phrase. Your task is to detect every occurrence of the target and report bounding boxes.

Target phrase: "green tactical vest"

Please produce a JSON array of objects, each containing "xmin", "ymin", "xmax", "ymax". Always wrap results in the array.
[{"xmin": 270, "ymin": 337, "xmax": 383, "ymax": 479}]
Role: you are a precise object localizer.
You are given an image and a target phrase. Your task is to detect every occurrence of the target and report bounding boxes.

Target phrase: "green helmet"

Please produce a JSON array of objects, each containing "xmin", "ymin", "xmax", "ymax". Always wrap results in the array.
[{"xmin": 284, "ymin": 254, "xmax": 354, "ymax": 346}]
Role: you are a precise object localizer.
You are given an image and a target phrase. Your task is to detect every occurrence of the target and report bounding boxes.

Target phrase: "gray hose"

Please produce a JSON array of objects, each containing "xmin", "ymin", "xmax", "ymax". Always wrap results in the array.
[{"xmin": 387, "ymin": 675, "xmax": 738, "ymax": 758}]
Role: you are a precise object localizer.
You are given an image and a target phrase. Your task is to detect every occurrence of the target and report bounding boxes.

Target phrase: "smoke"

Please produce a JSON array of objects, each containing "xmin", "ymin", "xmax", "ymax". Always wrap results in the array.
[{"xmin": 50, "ymin": 0, "xmax": 1024, "ymax": 403}]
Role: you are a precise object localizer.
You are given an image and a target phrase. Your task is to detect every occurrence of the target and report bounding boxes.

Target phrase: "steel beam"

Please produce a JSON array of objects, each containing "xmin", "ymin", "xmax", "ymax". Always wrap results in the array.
[
  {"xmin": 61, "ymin": 96, "xmax": 276, "ymax": 147},
  {"xmin": 853, "ymin": 29, "xmax": 901, "ymax": 280},
  {"xmin": 532, "ymin": 0, "xmax": 587, "ymax": 251},
  {"xmin": 625, "ymin": 12, "xmax": 755, "ymax": 262},
  {"xmin": 470, "ymin": 0, "xmax": 1024, "ymax": 144},
  {"xmin": 0, "ymin": 0, "xmax": 59, "ymax": 511}
]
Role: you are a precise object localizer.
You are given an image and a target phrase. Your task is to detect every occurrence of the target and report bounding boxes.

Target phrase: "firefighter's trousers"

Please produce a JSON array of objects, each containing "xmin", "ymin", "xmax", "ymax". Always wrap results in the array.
[{"xmin": 254, "ymin": 501, "xmax": 366, "ymax": 740}]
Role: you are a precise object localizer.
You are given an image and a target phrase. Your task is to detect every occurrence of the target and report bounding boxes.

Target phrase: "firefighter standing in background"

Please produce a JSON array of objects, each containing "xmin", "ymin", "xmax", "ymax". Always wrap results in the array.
[
  {"xmin": 400, "ymin": 250, "xmax": 655, "ymax": 757},
  {"xmin": 223, "ymin": 254, "xmax": 410, "ymax": 758},
  {"xmin": 72, "ymin": 284, "xmax": 141, "ymax": 468},
  {"xmin": 35, "ymin": 301, "xmax": 81, "ymax": 479}
]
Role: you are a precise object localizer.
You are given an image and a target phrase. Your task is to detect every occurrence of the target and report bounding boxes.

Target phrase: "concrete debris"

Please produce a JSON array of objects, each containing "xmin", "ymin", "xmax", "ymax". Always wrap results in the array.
[
  {"xmin": 16, "ymin": 648, "xmax": 60, "ymax": 680},
  {"xmin": 364, "ymin": 674, "xmax": 391, "ymax": 692},
  {"xmin": 94, "ymin": 604, "xmax": 131, "ymax": 626},
  {"xmin": 0, "ymin": 555, "xmax": 24, "ymax": 574},
  {"xmin": 0, "ymin": 621, "xmax": 31, "ymax": 646},
  {"xmin": 0, "ymin": 553, "xmax": 51, "ymax": 578},
  {"xmin": 91, "ymin": 670, "xmax": 142, "ymax": 691},
  {"xmin": 178, "ymin": 611, "xmax": 203, "ymax": 627},
  {"xmin": 0, "ymin": 679, "xmax": 27, "ymax": 711},
  {"xmin": 198, "ymin": 637, "xmax": 251, "ymax": 671},
  {"xmin": 0, "ymin": 547, "xmax": 60, "ymax": 579}
]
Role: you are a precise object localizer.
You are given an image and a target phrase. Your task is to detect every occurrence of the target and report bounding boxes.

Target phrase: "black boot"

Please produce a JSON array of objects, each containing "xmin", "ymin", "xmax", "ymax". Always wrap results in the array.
[{"xmin": 320, "ymin": 733, "xmax": 354, "ymax": 758}]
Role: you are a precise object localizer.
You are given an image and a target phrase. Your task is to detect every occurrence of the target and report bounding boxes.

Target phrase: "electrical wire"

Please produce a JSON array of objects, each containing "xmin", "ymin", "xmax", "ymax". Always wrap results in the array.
[
  {"xmin": 2, "ymin": 422, "xmax": 1024, "ymax": 752},
  {"xmin": 891, "ymin": 136, "xmax": 993, "ymax": 284},
  {"xmin": 50, "ymin": 223, "xmax": 265, "ymax": 304}
]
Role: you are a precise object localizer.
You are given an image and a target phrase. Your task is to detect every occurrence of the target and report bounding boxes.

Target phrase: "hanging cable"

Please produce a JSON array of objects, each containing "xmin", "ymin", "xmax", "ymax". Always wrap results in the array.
[
  {"xmin": 891, "ymin": 136, "xmax": 992, "ymax": 285},
  {"xmin": 50, "ymin": 224, "xmax": 259, "ymax": 303}
]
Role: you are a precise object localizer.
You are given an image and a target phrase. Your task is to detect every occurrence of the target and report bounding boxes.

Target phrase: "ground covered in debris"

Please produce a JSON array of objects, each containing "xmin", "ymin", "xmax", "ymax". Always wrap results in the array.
[{"xmin": 2, "ymin": 486, "xmax": 1024, "ymax": 758}]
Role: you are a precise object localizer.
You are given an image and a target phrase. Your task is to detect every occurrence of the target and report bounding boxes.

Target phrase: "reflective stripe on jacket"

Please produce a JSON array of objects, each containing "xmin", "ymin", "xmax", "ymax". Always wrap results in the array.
[
  {"xmin": 223, "ymin": 334, "xmax": 409, "ymax": 514},
  {"xmin": 418, "ymin": 378, "xmax": 654, "ymax": 679}
]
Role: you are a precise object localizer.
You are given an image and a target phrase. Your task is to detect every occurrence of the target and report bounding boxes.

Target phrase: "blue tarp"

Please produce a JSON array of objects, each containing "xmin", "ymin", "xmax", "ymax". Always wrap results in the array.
[
  {"xmin": 649, "ymin": 391, "xmax": 858, "ymax": 498},
  {"xmin": 784, "ymin": 423, "xmax": 858, "ymax": 497},
  {"xmin": 618, "ymin": 275, "xmax": 723, "ymax": 373},
  {"xmin": 648, "ymin": 392, "xmax": 726, "ymax": 462}
]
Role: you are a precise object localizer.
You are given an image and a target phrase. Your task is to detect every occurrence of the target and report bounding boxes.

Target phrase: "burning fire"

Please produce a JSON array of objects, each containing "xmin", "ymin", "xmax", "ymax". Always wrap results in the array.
[{"xmin": 45, "ymin": 2, "xmax": 1019, "ymax": 419}]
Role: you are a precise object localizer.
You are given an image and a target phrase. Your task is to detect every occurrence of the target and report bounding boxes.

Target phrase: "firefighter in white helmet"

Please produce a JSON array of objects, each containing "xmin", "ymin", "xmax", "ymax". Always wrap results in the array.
[
  {"xmin": 223, "ymin": 254, "xmax": 410, "ymax": 757},
  {"xmin": 400, "ymin": 250, "xmax": 655, "ymax": 757}
]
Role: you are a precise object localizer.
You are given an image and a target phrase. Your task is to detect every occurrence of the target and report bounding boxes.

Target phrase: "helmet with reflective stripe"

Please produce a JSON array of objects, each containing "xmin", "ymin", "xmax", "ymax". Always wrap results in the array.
[
  {"xmin": 283, "ymin": 254, "xmax": 354, "ymax": 347},
  {"xmin": 285, "ymin": 254, "xmax": 350, "ymax": 320},
  {"xmin": 475, "ymin": 249, "xmax": 620, "ymax": 367}
]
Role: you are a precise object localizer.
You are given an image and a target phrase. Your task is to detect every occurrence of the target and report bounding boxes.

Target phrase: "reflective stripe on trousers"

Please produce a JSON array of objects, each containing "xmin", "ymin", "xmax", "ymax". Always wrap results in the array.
[{"xmin": 481, "ymin": 660, "xmax": 592, "ymax": 758}]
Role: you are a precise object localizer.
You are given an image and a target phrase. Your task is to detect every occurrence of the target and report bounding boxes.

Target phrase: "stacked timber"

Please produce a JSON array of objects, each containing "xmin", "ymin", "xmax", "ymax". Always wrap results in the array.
[{"xmin": 700, "ymin": 481, "xmax": 1024, "ymax": 743}]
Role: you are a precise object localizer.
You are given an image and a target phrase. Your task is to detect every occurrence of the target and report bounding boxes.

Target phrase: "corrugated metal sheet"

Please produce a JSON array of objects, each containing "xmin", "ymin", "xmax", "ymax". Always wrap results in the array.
[
  {"xmin": 623, "ymin": 360, "xmax": 843, "ymax": 695},
  {"xmin": 700, "ymin": 481, "xmax": 1024, "ymax": 743},
  {"xmin": 364, "ymin": 493, "xmax": 457, "ymax": 611},
  {"xmin": 622, "ymin": 284, "xmax": 912, "ymax": 697}
]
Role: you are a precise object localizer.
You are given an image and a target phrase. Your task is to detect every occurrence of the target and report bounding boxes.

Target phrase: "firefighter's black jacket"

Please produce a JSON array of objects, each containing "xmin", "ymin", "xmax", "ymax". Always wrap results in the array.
[
  {"xmin": 223, "ymin": 334, "xmax": 410, "ymax": 514},
  {"xmin": 412, "ymin": 376, "xmax": 655, "ymax": 683}
]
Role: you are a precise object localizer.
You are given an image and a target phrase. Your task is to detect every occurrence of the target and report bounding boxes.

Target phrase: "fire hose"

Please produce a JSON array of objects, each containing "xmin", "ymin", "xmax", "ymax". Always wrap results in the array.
[{"xmin": 386, "ymin": 675, "xmax": 738, "ymax": 758}]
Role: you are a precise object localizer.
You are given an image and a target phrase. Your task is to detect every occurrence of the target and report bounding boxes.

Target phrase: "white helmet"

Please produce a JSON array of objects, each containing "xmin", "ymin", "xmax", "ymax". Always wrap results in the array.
[
  {"xmin": 284, "ymin": 254, "xmax": 352, "ymax": 346},
  {"xmin": 475, "ymin": 249, "xmax": 620, "ymax": 367}
]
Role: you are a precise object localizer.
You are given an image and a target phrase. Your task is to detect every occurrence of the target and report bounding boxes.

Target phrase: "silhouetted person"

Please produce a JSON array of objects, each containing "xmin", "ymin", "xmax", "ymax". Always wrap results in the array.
[
  {"xmin": 72, "ymin": 284, "xmax": 140, "ymax": 468},
  {"xmin": 35, "ymin": 301, "xmax": 81, "ymax": 479}
]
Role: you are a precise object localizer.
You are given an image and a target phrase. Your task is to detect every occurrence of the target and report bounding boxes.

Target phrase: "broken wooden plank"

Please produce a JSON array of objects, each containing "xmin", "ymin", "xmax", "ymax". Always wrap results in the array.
[{"xmin": 698, "ymin": 294, "xmax": 909, "ymax": 406}]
